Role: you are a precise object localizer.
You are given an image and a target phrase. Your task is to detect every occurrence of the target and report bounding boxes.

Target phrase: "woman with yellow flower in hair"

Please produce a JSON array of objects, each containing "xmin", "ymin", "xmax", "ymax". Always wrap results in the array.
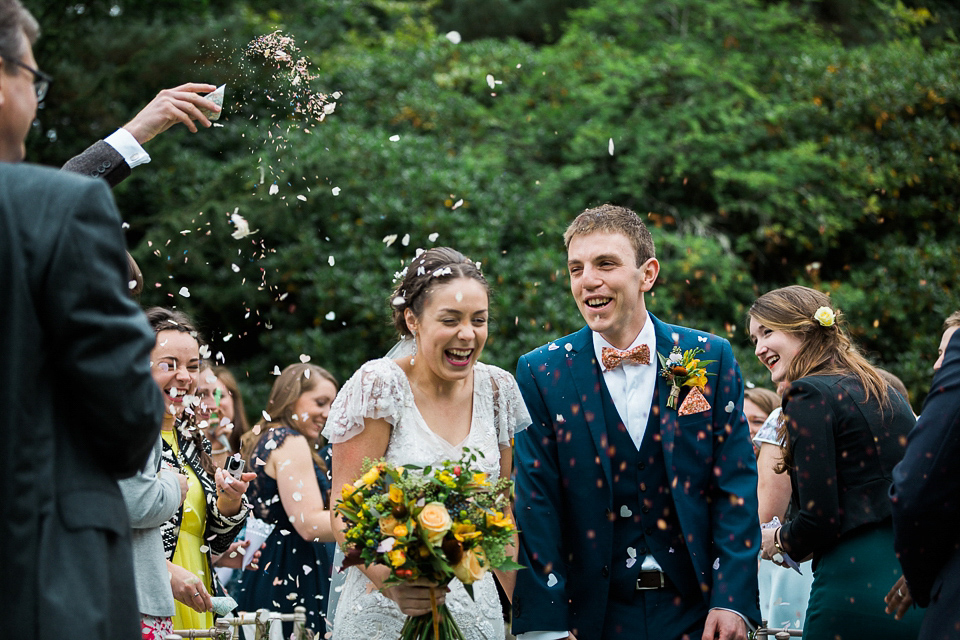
[
  {"xmin": 748, "ymin": 286, "xmax": 922, "ymax": 637},
  {"xmin": 324, "ymin": 248, "xmax": 531, "ymax": 640}
]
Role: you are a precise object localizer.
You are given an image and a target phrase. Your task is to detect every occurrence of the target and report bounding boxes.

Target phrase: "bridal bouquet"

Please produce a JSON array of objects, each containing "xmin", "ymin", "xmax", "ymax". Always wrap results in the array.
[{"xmin": 335, "ymin": 449, "xmax": 521, "ymax": 640}]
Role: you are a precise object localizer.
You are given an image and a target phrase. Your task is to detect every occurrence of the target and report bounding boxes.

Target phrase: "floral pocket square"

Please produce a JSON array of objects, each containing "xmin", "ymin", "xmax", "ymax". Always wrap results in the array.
[{"xmin": 677, "ymin": 387, "xmax": 711, "ymax": 416}]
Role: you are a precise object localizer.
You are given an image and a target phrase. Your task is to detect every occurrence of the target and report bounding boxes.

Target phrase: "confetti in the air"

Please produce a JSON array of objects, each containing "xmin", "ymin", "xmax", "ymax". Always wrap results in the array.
[
  {"xmin": 300, "ymin": 354, "xmax": 311, "ymax": 363},
  {"xmin": 452, "ymin": 199, "xmax": 464, "ymax": 210},
  {"xmin": 389, "ymin": 134, "xmax": 400, "ymax": 142},
  {"xmin": 230, "ymin": 210, "xmax": 258, "ymax": 239},
  {"xmin": 445, "ymin": 31, "xmax": 462, "ymax": 44},
  {"xmin": 179, "ymin": 286, "xmax": 191, "ymax": 298},
  {"xmin": 401, "ymin": 234, "xmax": 410, "ymax": 246},
  {"xmin": 272, "ymin": 365, "xmax": 282, "ymax": 375},
  {"xmin": 269, "ymin": 184, "xmax": 279, "ymax": 196},
  {"xmin": 546, "ymin": 573, "xmax": 558, "ymax": 587},
  {"xmin": 332, "ymin": 187, "xmax": 341, "ymax": 196},
  {"xmin": 328, "ymin": 256, "xmax": 335, "ymax": 266},
  {"xmin": 325, "ymin": 311, "xmax": 336, "ymax": 321},
  {"xmin": 428, "ymin": 233, "xmax": 439, "ymax": 242},
  {"xmin": 608, "ymin": 138, "xmax": 615, "ymax": 155}
]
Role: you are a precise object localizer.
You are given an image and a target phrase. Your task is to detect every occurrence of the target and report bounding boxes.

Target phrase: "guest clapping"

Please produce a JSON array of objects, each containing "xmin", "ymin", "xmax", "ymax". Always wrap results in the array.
[
  {"xmin": 147, "ymin": 308, "xmax": 253, "ymax": 631},
  {"xmin": 234, "ymin": 363, "xmax": 339, "ymax": 637},
  {"xmin": 749, "ymin": 286, "xmax": 922, "ymax": 636}
]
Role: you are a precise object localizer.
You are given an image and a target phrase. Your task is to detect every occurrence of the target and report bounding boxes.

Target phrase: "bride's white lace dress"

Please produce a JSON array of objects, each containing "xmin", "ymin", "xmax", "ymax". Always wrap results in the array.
[{"xmin": 322, "ymin": 358, "xmax": 531, "ymax": 640}]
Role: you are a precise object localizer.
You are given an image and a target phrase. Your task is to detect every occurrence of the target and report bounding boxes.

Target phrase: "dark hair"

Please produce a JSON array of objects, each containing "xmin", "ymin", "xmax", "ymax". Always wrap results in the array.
[
  {"xmin": 0, "ymin": 0, "xmax": 39, "ymax": 72},
  {"xmin": 126, "ymin": 252, "xmax": 143, "ymax": 300},
  {"xmin": 563, "ymin": 204, "xmax": 656, "ymax": 267},
  {"xmin": 241, "ymin": 363, "xmax": 339, "ymax": 472},
  {"xmin": 202, "ymin": 365, "xmax": 252, "ymax": 455},
  {"xmin": 146, "ymin": 307, "xmax": 215, "ymax": 475},
  {"xmin": 389, "ymin": 247, "xmax": 489, "ymax": 338}
]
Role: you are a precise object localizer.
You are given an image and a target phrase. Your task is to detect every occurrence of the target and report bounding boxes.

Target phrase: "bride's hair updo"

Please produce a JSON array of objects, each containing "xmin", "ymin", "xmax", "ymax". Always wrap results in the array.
[
  {"xmin": 390, "ymin": 247, "xmax": 488, "ymax": 337},
  {"xmin": 748, "ymin": 285, "xmax": 888, "ymax": 407}
]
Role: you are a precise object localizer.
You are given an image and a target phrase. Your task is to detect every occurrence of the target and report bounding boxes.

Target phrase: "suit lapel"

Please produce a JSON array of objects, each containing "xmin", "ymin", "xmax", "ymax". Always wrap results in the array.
[
  {"xmin": 567, "ymin": 327, "xmax": 614, "ymax": 489},
  {"xmin": 652, "ymin": 315, "xmax": 680, "ymax": 472}
]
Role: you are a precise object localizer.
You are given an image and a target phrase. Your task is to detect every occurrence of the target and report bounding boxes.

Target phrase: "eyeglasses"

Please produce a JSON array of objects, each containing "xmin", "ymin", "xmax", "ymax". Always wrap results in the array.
[{"xmin": 2, "ymin": 57, "xmax": 52, "ymax": 101}]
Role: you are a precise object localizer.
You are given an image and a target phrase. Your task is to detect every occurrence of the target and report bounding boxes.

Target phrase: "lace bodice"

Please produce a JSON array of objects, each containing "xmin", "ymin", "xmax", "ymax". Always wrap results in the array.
[
  {"xmin": 323, "ymin": 358, "xmax": 530, "ymax": 640},
  {"xmin": 323, "ymin": 358, "xmax": 529, "ymax": 475}
]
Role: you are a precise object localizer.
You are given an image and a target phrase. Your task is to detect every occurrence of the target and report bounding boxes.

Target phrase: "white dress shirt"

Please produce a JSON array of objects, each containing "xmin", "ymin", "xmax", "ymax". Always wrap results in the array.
[{"xmin": 105, "ymin": 128, "xmax": 151, "ymax": 168}]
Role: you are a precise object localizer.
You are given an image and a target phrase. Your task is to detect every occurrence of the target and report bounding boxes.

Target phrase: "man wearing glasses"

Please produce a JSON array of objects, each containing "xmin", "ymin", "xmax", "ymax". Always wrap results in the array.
[{"xmin": 0, "ymin": 1, "xmax": 166, "ymax": 638}]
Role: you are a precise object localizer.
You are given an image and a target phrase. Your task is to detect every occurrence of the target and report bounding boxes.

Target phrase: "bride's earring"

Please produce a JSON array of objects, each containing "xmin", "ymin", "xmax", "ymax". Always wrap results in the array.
[{"xmin": 410, "ymin": 331, "xmax": 417, "ymax": 366}]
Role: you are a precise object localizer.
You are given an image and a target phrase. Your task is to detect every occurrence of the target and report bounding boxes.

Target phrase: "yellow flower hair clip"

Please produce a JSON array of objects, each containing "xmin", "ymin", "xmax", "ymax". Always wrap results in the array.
[{"xmin": 814, "ymin": 306, "xmax": 836, "ymax": 327}]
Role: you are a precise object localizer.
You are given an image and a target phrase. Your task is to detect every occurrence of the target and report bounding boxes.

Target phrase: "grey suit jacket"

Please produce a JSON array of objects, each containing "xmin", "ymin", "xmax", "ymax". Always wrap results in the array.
[
  {"xmin": 119, "ymin": 436, "xmax": 182, "ymax": 617},
  {"xmin": 0, "ymin": 163, "xmax": 164, "ymax": 639},
  {"xmin": 62, "ymin": 140, "xmax": 132, "ymax": 187}
]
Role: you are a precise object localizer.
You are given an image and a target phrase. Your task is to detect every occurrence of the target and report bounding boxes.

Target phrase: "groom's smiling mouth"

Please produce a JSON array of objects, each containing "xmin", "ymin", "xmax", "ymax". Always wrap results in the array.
[{"xmin": 585, "ymin": 297, "xmax": 612, "ymax": 309}]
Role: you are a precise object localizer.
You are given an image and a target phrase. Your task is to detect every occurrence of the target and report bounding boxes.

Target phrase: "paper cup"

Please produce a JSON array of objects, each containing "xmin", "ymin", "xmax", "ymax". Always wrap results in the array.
[{"xmin": 242, "ymin": 516, "xmax": 274, "ymax": 569}]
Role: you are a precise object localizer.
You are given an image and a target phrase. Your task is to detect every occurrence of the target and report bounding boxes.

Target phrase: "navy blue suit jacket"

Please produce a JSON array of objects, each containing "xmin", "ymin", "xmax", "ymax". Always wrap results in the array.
[
  {"xmin": 512, "ymin": 315, "xmax": 760, "ymax": 638},
  {"xmin": 892, "ymin": 330, "xmax": 960, "ymax": 626}
]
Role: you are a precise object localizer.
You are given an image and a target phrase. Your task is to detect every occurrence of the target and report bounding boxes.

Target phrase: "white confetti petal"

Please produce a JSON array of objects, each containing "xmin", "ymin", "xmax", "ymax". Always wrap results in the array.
[
  {"xmin": 272, "ymin": 365, "xmax": 282, "ymax": 375},
  {"xmin": 725, "ymin": 401, "xmax": 735, "ymax": 413},
  {"xmin": 428, "ymin": 232, "xmax": 439, "ymax": 242},
  {"xmin": 389, "ymin": 134, "xmax": 400, "ymax": 142},
  {"xmin": 178, "ymin": 286, "xmax": 191, "ymax": 298},
  {"xmin": 564, "ymin": 343, "xmax": 573, "ymax": 352},
  {"xmin": 222, "ymin": 333, "xmax": 233, "ymax": 342},
  {"xmin": 555, "ymin": 414, "xmax": 565, "ymax": 423},
  {"xmin": 401, "ymin": 233, "xmax": 410, "ymax": 246},
  {"xmin": 262, "ymin": 410, "xmax": 272, "ymax": 422},
  {"xmin": 300, "ymin": 354, "xmax": 311, "ymax": 363},
  {"xmin": 383, "ymin": 234, "xmax": 398, "ymax": 247},
  {"xmin": 620, "ymin": 505, "xmax": 633, "ymax": 518},
  {"xmin": 297, "ymin": 194, "xmax": 307, "ymax": 201},
  {"xmin": 231, "ymin": 263, "xmax": 240, "ymax": 272},
  {"xmin": 292, "ymin": 492, "xmax": 302, "ymax": 502},
  {"xmin": 303, "ymin": 565, "xmax": 313, "ymax": 575},
  {"xmin": 546, "ymin": 573, "xmax": 558, "ymax": 587},
  {"xmin": 608, "ymin": 138, "xmax": 615, "ymax": 155},
  {"xmin": 445, "ymin": 31, "xmax": 461, "ymax": 44},
  {"xmin": 128, "ymin": 280, "xmax": 137, "ymax": 290},
  {"xmin": 548, "ymin": 343, "xmax": 559, "ymax": 351},
  {"xmin": 332, "ymin": 187, "xmax": 341, "ymax": 196},
  {"xmin": 626, "ymin": 557, "xmax": 637, "ymax": 568},
  {"xmin": 328, "ymin": 255, "xmax": 335, "ymax": 266},
  {"xmin": 325, "ymin": 311, "xmax": 336, "ymax": 321},
  {"xmin": 627, "ymin": 546, "xmax": 637, "ymax": 558},
  {"xmin": 713, "ymin": 558, "xmax": 721, "ymax": 570},
  {"xmin": 452, "ymin": 198, "xmax": 463, "ymax": 210},
  {"xmin": 698, "ymin": 336, "xmax": 708, "ymax": 342},
  {"xmin": 486, "ymin": 74, "xmax": 496, "ymax": 89}
]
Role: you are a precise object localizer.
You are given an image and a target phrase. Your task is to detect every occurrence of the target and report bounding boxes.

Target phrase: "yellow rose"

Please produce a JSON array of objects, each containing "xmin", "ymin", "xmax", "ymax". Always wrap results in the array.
[
  {"xmin": 394, "ymin": 523, "xmax": 409, "ymax": 538},
  {"xmin": 452, "ymin": 547, "xmax": 487, "ymax": 584},
  {"xmin": 471, "ymin": 472, "xmax": 489, "ymax": 486},
  {"xmin": 683, "ymin": 372, "xmax": 707, "ymax": 388},
  {"xmin": 387, "ymin": 549, "xmax": 407, "ymax": 567},
  {"xmin": 485, "ymin": 510, "xmax": 513, "ymax": 529},
  {"xmin": 417, "ymin": 502, "xmax": 453, "ymax": 545},
  {"xmin": 379, "ymin": 515, "xmax": 400, "ymax": 536},
  {"xmin": 436, "ymin": 470, "xmax": 456, "ymax": 488},
  {"xmin": 357, "ymin": 466, "xmax": 382, "ymax": 487},
  {"xmin": 452, "ymin": 523, "xmax": 481, "ymax": 542},
  {"xmin": 389, "ymin": 485, "xmax": 404, "ymax": 503},
  {"xmin": 340, "ymin": 484, "xmax": 357, "ymax": 502},
  {"xmin": 815, "ymin": 306, "xmax": 835, "ymax": 327}
]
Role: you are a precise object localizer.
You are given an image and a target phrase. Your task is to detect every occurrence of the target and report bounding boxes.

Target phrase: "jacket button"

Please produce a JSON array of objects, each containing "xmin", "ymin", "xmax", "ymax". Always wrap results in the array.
[
  {"xmin": 642, "ymin": 506, "xmax": 650, "ymax": 514},
  {"xmin": 636, "ymin": 462, "xmax": 645, "ymax": 470},
  {"xmin": 601, "ymin": 566, "xmax": 609, "ymax": 577}
]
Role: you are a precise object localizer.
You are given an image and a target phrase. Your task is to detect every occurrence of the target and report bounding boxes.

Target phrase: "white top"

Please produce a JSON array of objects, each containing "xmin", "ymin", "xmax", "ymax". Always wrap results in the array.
[
  {"xmin": 323, "ymin": 358, "xmax": 531, "ymax": 640},
  {"xmin": 592, "ymin": 314, "xmax": 658, "ymax": 450},
  {"xmin": 105, "ymin": 128, "xmax": 151, "ymax": 168}
]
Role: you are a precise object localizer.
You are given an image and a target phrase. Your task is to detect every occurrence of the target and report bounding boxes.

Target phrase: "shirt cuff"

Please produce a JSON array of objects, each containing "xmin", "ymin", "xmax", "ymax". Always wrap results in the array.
[
  {"xmin": 105, "ymin": 128, "xmax": 151, "ymax": 168},
  {"xmin": 516, "ymin": 632, "xmax": 569, "ymax": 640},
  {"xmin": 710, "ymin": 608, "xmax": 757, "ymax": 632}
]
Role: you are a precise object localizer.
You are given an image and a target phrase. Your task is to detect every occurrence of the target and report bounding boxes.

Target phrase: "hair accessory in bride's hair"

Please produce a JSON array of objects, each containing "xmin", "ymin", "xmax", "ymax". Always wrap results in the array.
[{"xmin": 814, "ymin": 306, "xmax": 836, "ymax": 327}]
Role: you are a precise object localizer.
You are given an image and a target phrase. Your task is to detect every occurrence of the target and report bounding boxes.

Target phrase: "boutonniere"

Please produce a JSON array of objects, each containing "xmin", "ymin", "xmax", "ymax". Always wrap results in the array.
[{"xmin": 658, "ymin": 346, "xmax": 715, "ymax": 414}]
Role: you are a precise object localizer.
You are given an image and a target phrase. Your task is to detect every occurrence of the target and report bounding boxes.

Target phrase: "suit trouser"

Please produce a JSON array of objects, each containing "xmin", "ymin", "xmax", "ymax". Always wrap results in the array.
[{"xmin": 601, "ymin": 579, "xmax": 708, "ymax": 640}]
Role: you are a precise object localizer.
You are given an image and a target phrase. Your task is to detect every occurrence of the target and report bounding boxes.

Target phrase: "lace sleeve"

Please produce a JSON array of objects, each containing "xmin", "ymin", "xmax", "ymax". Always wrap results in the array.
[
  {"xmin": 323, "ymin": 359, "xmax": 407, "ymax": 444},
  {"xmin": 487, "ymin": 365, "xmax": 532, "ymax": 448}
]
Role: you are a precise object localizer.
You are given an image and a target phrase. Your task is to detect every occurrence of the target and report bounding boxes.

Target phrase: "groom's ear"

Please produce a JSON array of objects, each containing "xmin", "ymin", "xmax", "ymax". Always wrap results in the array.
[{"xmin": 640, "ymin": 258, "xmax": 660, "ymax": 293}]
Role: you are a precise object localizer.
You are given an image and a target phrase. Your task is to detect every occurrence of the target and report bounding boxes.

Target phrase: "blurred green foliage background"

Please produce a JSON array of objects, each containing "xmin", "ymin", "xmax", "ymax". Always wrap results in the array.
[{"xmin": 25, "ymin": 0, "xmax": 960, "ymax": 416}]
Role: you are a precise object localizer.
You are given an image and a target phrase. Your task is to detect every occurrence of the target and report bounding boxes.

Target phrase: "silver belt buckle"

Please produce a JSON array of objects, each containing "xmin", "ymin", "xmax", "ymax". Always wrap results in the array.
[{"xmin": 636, "ymin": 571, "xmax": 665, "ymax": 590}]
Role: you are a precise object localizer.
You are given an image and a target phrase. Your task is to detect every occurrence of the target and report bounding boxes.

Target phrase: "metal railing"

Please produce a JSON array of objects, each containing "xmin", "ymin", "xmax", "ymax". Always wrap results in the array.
[{"xmin": 166, "ymin": 606, "xmax": 312, "ymax": 640}]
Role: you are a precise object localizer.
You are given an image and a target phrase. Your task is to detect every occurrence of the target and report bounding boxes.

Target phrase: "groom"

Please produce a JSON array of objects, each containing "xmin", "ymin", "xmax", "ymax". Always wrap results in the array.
[{"xmin": 512, "ymin": 205, "xmax": 760, "ymax": 640}]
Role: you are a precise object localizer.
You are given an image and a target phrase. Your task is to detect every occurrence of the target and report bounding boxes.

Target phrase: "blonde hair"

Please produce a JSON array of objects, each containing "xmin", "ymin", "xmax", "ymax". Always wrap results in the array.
[
  {"xmin": 241, "ymin": 363, "xmax": 338, "ymax": 471},
  {"xmin": 744, "ymin": 387, "xmax": 779, "ymax": 418},
  {"xmin": 944, "ymin": 311, "xmax": 960, "ymax": 331}
]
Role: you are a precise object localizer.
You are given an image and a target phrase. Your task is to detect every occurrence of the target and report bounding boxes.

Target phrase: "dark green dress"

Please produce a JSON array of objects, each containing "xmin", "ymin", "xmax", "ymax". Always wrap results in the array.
[{"xmin": 780, "ymin": 374, "xmax": 923, "ymax": 638}]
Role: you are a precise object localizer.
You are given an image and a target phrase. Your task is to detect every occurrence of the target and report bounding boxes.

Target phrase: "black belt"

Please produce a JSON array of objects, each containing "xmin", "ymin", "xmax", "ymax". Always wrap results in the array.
[{"xmin": 635, "ymin": 570, "xmax": 673, "ymax": 590}]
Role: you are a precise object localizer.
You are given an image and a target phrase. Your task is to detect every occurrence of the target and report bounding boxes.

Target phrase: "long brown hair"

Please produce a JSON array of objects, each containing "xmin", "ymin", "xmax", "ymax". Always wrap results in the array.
[
  {"xmin": 145, "ymin": 307, "xmax": 216, "ymax": 476},
  {"xmin": 241, "ymin": 363, "xmax": 339, "ymax": 472},
  {"xmin": 748, "ymin": 286, "xmax": 889, "ymax": 471}
]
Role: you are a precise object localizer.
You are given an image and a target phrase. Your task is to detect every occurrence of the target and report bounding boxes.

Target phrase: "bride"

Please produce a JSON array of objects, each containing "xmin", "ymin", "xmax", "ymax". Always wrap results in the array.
[{"xmin": 324, "ymin": 247, "xmax": 530, "ymax": 640}]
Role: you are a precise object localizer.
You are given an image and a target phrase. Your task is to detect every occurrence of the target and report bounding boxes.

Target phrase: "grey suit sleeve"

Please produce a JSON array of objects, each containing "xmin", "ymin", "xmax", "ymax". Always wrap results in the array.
[
  {"xmin": 119, "ymin": 444, "xmax": 182, "ymax": 529},
  {"xmin": 62, "ymin": 141, "xmax": 132, "ymax": 188}
]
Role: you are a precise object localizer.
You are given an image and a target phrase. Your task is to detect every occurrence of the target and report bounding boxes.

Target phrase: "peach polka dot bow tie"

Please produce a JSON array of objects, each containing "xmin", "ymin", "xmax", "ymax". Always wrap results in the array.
[{"xmin": 601, "ymin": 345, "xmax": 651, "ymax": 371}]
